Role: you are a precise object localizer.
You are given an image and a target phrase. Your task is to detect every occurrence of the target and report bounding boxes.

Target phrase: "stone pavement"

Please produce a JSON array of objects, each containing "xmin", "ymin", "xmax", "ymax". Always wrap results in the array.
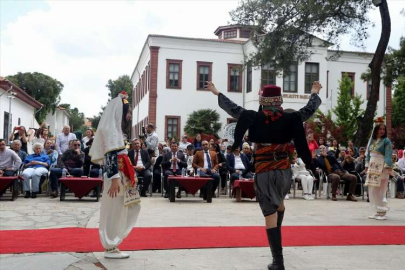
[{"xmin": 1, "ymin": 193, "xmax": 405, "ymax": 270}]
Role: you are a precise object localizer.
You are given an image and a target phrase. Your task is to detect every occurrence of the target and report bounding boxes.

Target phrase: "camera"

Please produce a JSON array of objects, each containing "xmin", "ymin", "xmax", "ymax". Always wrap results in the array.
[{"xmin": 139, "ymin": 127, "xmax": 147, "ymax": 139}]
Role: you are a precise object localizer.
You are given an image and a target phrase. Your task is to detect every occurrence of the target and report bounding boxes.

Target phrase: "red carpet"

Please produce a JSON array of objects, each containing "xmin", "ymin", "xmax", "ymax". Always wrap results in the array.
[{"xmin": 0, "ymin": 226, "xmax": 404, "ymax": 254}]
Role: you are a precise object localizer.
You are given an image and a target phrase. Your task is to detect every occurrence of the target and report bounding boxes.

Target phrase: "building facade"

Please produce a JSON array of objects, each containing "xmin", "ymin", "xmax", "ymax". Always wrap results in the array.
[
  {"xmin": 130, "ymin": 26, "xmax": 386, "ymax": 142},
  {"xmin": 0, "ymin": 79, "xmax": 42, "ymax": 144},
  {"xmin": 44, "ymin": 106, "xmax": 70, "ymax": 137}
]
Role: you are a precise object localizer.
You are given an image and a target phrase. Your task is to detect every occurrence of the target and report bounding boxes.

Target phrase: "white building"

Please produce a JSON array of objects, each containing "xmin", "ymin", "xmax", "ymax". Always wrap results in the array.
[
  {"xmin": 0, "ymin": 78, "xmax": 42, "ymax": 144},
  {"xmin": 44, "ymin": 106, "xmax": 70, "ymax": 137},
  {"xmin": 130, "ymin": 25, "xmax": 386, "ymax": 141}
]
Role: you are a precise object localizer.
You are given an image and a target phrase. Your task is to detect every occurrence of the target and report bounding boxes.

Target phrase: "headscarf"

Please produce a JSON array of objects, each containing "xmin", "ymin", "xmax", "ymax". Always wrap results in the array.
[{"xmin": 90, "ymin": 93, "xmax": 127, "ymax": 165}]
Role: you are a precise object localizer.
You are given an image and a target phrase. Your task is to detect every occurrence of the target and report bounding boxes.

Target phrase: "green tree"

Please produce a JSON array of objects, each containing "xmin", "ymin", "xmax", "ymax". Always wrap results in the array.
[
  {"xmin": 333, "ymin": 74, "xmax": 364, "ymax": 142},
  {"xmin": 59, "ymin": 103, "xmax": 86, "ymax": 132},
  {"xmin": 106, "ymin": 75, "xmax": 133, "ymax": 102},
  {"xmin": 231, "ymin": 0, "xmax": 391, "ymax": 147},
  {"xmin": 392, "ymin": 76, "xmax": 405, "ymax": 128},
  {"xmin": 6, "ymin": 72, "xmax": 63, "ymax": 123},
  {"xmin": 89, "ymin": 106, "xmax": 105, "ymax": 130},
  {"xmin": 306, "ymin": 110, "xmax": 347, "ymax": 144},
  {"xmin": 184, "ymin": 109, "xmax": 222, "ymax": 137}
]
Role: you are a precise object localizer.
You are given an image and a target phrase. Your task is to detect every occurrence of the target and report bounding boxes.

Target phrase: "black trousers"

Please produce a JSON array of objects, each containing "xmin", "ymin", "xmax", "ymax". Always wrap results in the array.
[
  {"xmin": 219, "ymin": 170, "xmax": 228, "ymax": 189},
  {"xmin": 152, "ymin": 169, "xmax": 162, "ymax": 193},
  {"xmin": 164, "ymin": 169, "xmax": 182, "ymax": 192},
  {"xmin": 136, "ymin": 169, "xmax": 152, "ymax": 193}
]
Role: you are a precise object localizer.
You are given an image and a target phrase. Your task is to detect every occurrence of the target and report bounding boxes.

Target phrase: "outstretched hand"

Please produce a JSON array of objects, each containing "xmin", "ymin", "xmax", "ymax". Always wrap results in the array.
[
  {"xmin": 311, "ymin": 81, "xmax": 322, "ymax": 94},
  {"xmin": 205, "ymin": 81, "xmax": 220, "ymax": 96}
]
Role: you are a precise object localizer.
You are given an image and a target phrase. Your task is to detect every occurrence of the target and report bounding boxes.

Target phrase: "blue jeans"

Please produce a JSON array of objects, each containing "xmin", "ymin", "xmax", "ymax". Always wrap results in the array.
[{"xmin": 50, "ymin": 168, "xmax": 84, "ymax": 192}]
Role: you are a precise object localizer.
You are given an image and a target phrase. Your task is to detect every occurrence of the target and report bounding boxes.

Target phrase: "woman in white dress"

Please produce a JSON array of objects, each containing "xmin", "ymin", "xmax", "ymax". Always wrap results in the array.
[
  {"xmin": 365, "ymin": 118, "xmax": 393, "ymax": 220},
  {"xmin": 90, "ymin": 91, "xmax": 141, "ymax": 259}
]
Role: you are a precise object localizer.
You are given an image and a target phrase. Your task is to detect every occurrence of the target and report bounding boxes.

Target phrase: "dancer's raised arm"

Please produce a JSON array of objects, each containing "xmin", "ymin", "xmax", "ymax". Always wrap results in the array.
[
  {"xmin": 298, "ymin": 81, "xmax": 322, "ymax": 122},
  {"xmin": 206, "ymin": 81, "xmax": 245, "ymax": 120}
]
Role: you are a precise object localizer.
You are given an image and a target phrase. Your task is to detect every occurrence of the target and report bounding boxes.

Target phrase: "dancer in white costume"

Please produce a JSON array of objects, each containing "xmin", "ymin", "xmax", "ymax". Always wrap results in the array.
[
  {"xmin": 90, "ymin": 91, "xmax": 141, "ymax": 259},
  {"xmin": 365, "ymin": 117, "xmax": 393, "ymax": 221}
]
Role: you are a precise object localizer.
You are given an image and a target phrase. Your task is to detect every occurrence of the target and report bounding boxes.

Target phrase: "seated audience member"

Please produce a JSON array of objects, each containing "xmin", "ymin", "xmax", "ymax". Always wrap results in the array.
[
  {"xmin": 0, "ymin": 139, "xmax": 22, "ymax": 178},
  {"xmin": 83, "ymin": 138, "xmax": 100, "ymax": 177},
  {"xmin": 391, "ymin": 154, "xmax": 405, "ymax": 199},
  {"xmin": 291, "ymin": 156, "xmax": 315, "ymax": 200},
  {"xmin": 0, "ymin": 139, "xmax": 22, "ymax": 197},
  {"xmin": 43, "ymin": 139, "xmax": 58, "ymax": 167},
  {"xmin": 397, "ymin": 153, "xmax": 405, "ymax": 174},
  {"xmin": 185, "ymin": 144, "xmax": 195, "ymax": 176},
  {"xmin": 49, "ymin": 139, "xmax": 84, "ymax": 198},
  {"xmin": 355, "ymin": 147, "xmax": 366, "ymax": 164},
  {"xmin": 152, "ymin": 147, "xmax": 169, "ymax": 193},
  {"xmin": 337, "ymin": 149, "xmax": 346, "ymax": 163},
  {"xmin": 348, "ymin": 140, "xmax": 359, "ymax": 158},
  {"xmin": 192, "ymin": 140, "xmax": 220, "ymax": 197},
  {"xmin": 342, "ymin": 148, "xmax": 356, "ymax": 172},
  {"xmin": 128, "ymin": 139, "xmax": 152, "ymax": 197},
  {"xmin": 162, "ymin": 142, "xmax": 187, "ymax": 198},
  {"xmin": 11, "ymin": 140, "xmax": 27, "ymax": 162},
  {"xmin": 226, "ymin": 145, "xmax": 232, "ymax": 155},
  {"xmin": 178, "ymin": 135, "xmax": 191, "ymax": 152},
  {"xmin": 212, "ymin": 143, "xmax": 228, "ymax": 194},
  {"xmin": 313, "ymin": 145, "xmax": 357, "ymax": 201},
  {"xmin": 241, "ymin": 143, "xmax": 253, "ymax": 164},
  {"xmin": 22, "ymin": 143, "xmax": 50, "ymax": 198},
  {"xmin": 342, "ymin": 147, "xmax": 362, "ymax": 196},
  {"xmin": 227, "ymin": 147, "xmax": 252, "ymax": 185},
  {"xmin": 9, "ymin": 126, "xmax": 28, "ymax": 153}
]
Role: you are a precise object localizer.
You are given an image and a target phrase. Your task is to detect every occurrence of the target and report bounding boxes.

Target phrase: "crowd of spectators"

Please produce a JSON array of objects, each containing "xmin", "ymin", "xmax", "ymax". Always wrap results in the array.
[{"xmin": 1, "ymin": 122, "xmax": 404, "ymax": 202}]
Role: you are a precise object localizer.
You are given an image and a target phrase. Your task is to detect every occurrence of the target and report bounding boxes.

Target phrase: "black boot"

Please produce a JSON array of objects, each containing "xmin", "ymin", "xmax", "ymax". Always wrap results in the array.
[
  {"xmin": 31, "ymin": 192, "xmax": 37, "ymax": 198},
  {"xmin": 24, "ymin": 191, "xmax": 31, "ymax": 198},
  {"xmin": 266, "ymin": 227, "xmax": 285, "ymax": 270},
  {"xmin": 277, "ymin": 209, "xmax": 285, "ymax": 229}
]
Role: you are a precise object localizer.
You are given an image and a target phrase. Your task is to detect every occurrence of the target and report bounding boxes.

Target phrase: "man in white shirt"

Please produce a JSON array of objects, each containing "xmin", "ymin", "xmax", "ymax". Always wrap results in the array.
[
  {"xmin": 227, "ymin": 148, "xmax": 252, "ymax": 184},
  {"xmin": 178, "ymin": 135, "xmax": 191, "ymax": 152},
  {"xmin": 56, "ymin": 125, "xmax": 77, "ymax": 155},
  {"xmin": 140, "ymin": 123, "xmax": 159, "ymax": 157},
  {"xmin": 0, "ymin": 139, "xmax": 22, "ymax": 177},
  {"xmin": 128, "ymin": 139, "xmax": 152, "ymax": 197}
]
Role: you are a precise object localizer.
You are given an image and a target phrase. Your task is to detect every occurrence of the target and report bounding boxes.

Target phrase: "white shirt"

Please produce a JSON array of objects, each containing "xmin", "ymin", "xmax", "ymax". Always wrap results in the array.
[
  {"xmin": 56, "ymin": 133, "xmax": 77, "ymax": 155},
  {"xmin": 82, "ymin": 136, "xmax": 93, "ymax": 148},
  {"xmin": 178, "ymin": 141, "xmax": 191, "ymax": 152},
  {"xmin": 397, "ymin": 158, "xmax": 405, "ymax": 173},
  {"xmin": 203, "ymin": 151, "xmax": 210, "ymax": 169},
  {"xmin": 185, "ymin": 154, "xmax": 194, "ymax": 172},
  {"xmin": 234, "ymin": 154, "xmax": 245, "ymax": 170},
  {"xmin": 169, "ymin": 152, "xmax": 180, "ymax": 170},
  {"xmin": 133, "ymin": 150, "xmax": 144, "ymax": 168},
  {"xmin": 145, "ymin": 131, "xmax": 159, "ymax": 157}
]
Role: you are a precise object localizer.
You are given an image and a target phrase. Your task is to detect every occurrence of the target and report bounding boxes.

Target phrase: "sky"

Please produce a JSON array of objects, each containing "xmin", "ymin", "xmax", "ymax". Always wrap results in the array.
[{"xmin": 1, "ymin": 0, "xmax": 405, "ymax": 118}]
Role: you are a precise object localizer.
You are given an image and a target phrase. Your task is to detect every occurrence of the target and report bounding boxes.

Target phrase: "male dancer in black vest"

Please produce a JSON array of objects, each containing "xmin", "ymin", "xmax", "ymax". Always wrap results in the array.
[{"xmin": 207, "ymin": 81, "xmax": 322, "ymax": 270}]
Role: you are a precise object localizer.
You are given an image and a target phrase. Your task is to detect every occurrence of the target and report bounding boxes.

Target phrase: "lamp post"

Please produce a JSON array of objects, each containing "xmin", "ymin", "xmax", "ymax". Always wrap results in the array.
[{"xmin": 6, "ymin": 92, "xmax": 17, "ymax": 144}]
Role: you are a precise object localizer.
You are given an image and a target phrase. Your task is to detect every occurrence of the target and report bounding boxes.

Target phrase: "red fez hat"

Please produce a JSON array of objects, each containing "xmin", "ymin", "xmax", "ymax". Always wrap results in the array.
[{"xmin": 259, "ymin": 85, "xmax": 283, "ymax": 106}]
